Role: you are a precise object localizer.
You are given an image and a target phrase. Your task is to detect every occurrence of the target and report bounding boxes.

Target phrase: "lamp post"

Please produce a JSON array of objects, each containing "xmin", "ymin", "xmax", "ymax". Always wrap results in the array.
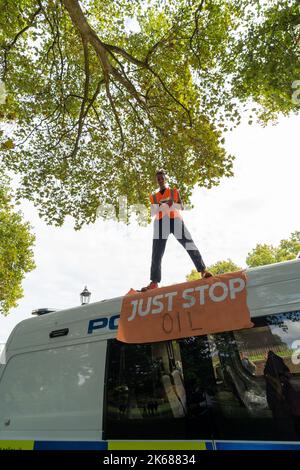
[{"xmin": 80, "ymin": 286, "xmax": 91, "ymax": 305}]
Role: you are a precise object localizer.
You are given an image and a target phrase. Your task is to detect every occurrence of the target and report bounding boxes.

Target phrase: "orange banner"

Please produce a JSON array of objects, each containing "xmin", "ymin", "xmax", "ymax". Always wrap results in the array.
[{"xmin": 117, "ymin": 271, "xmax": 253, "ymax": 343}]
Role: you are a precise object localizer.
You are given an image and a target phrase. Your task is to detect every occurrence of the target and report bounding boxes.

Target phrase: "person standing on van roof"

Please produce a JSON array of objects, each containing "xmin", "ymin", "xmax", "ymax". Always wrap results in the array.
[{"xmin": 141, "ymin": 170, "xmax": 212, "ymax": 291}]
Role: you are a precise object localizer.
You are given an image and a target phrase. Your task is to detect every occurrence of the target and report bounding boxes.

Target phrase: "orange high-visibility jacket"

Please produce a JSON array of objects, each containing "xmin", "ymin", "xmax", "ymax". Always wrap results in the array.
[{"xmin": 149, "ymin": 187, "xmax": 183, "ymax": 220}]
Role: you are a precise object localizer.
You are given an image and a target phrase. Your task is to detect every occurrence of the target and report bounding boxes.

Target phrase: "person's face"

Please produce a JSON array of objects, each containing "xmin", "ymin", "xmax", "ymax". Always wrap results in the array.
[{"xmin": 156, "ymin": 173, "xmax": 166, "ymax": 189}]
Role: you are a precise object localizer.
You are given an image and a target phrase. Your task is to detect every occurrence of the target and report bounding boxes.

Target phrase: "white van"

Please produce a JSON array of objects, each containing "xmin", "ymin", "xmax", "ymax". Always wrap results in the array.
[{"xmin": 0, "ymin": 260, "xmax": 300, "ymax": 450}]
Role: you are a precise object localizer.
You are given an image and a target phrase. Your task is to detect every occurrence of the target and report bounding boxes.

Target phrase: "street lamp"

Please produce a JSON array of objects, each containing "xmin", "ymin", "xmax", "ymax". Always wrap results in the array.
[{"xmin": 80, "ymin": 286, "xmax": 91, "ymax": 305}]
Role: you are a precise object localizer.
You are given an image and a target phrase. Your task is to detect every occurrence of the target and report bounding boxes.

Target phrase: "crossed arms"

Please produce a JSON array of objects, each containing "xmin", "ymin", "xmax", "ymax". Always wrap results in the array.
[{"xmin": 150, "ymin": 193, "xmax": 184, "ymax": 218}]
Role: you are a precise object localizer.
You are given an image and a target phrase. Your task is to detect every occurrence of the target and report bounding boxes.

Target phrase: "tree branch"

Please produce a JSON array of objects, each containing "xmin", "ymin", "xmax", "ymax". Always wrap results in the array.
[
  {"xmin": 147, "ymin": 65, "xmax": 192, "ymax": 126},
  {"xmin": 189, "ymin": 0, "xmax": 206, "ymax": 68},
  {"xmin": 2, "ymin": 5, "xmax": 42, "ymax": 79},
  {"xmin": 19, "ymin": 104, "xmax": 61, "ymax": 146},
  {"xmin": 70, "ymin": 35, "xmax": 90, "ymax": 158},
  {"xmin": 107, "ymin": 79, "xmax": 125, "ymax": 149},
  {"xmin": 102, "ymin": 43, "xmax": 146, "ymax": 68}
]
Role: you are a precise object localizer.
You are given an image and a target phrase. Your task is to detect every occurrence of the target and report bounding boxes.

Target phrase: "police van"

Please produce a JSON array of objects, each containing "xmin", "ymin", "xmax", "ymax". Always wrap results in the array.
[{"xmin": 0, "ymin": 259, "xmax": 300, "ymax": 451}]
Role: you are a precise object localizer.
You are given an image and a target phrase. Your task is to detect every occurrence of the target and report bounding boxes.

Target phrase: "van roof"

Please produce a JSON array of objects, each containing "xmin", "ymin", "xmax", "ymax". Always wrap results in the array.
[{"xmin": 5, "ymin": 259, "xmax": 300, "ymax": 355}]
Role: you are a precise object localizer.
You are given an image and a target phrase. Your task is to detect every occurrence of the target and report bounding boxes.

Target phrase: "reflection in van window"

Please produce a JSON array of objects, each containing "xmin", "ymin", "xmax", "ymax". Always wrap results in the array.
[
  {"xmin": 104, "ymin": 338, "xmax": 215, "ymax": 440},
  {"xmin": 209, "ymin": 311, "xmax": 300, "ymax": 441},
  {"xmin": 105, "ymin": 340, "xmax": 187, "ymax": 439}
]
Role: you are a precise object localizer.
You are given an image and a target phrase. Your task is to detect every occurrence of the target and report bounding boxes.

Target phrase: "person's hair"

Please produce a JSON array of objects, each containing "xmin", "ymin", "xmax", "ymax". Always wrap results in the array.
[{"xmin": 156, "ymin": 169, "xmax": 166, "ymax": 177}]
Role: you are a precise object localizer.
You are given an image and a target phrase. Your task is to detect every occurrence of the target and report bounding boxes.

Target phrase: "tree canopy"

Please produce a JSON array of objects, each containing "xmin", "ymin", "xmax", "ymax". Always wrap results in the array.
[
  {"xmin": 0, "ymin": 183, "xmax": 36, "ymax": 315},
  {"xmin": 0, "ymin": 0, "xmax": 299, "ymax": 228},
  {"xmin": 187, "ymin": 259, "xmax": 241, "ymax": 280},
  {"xmin": 246, "ymin": 230, "xmax": 300, "ymax": 267}
]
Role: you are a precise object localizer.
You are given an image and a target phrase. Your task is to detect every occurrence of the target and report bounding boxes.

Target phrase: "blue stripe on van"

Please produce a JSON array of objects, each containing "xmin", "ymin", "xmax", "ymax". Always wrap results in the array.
[
  {"xmin": 34, "ymin": 441, "xmax": 107, "ymax": 450},
  {"xmin": 215, "ymin": 441, "xmax": 300, "ymax": 450},
  {"xmin": 205, "ymin": 441, "xmax": 214, "ymax": 450}
]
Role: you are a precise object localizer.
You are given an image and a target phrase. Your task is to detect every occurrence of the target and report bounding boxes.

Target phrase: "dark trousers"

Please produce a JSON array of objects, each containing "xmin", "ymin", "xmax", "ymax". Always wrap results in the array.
[{"xmin": 150, "ymin": 217, "xmax": 206, "ymax": 283}]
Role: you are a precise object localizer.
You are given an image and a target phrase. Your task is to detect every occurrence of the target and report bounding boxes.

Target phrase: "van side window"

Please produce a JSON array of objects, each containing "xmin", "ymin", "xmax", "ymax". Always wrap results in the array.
[
  {"xmin": 104, "ymin": 338, "xmax": 215, "ymax": 440},
  {"xmin": 209, "ymin": 310, "xmax": 300, "ymax": 441}
]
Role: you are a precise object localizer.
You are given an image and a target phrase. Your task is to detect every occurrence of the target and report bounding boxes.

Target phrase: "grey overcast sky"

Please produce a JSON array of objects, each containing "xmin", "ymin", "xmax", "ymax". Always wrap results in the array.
[{"xmin": 0, "ymin": 113, "xmax": 299, "ymax": 344}]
